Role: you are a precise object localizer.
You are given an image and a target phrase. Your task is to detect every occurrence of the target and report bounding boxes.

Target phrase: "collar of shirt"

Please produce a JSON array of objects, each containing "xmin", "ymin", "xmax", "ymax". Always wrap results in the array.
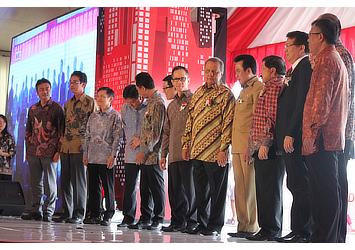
[
  {"xmin": 98, "ymin": 106, "xmax": 113, "ymax": 115},
  {"xmin": 71, "ymin": 93, "xmax": 87, "ymax": 103},
  {"xmin": 264, "ymin": 75, "xmax": 285, "ymax": 87},
  {"xmin": 291, "ymin": 54, "xmax": 309, "ymax": 72},
  {"xmin": 242, "ymin": 76, "xmax": 258, "ymax": 89},
  {"xmin": 202, "ymin": 81, "xmax": 222, "ymax": 90},
  {"xmin": 36, "ymin": 98, "xmax": 54, "ymax": 108},
  {"xmin": 174, "ymin": 90, "xmax": 192, "ymax": 100},
  {"xmin": 314, "ymin": 45, "xmax": 337, "ymax": 63}
]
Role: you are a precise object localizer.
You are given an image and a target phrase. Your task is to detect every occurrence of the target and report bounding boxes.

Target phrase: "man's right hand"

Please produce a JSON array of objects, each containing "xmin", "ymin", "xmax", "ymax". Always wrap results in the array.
[
  {"xmin": 160, "ymin": 158, "xmax": 167, "ymax": 170},
  {"xmin": 182, "ymin": 148, "xmax": 190, "ymax": 161},
  {"xmin": 130, "ymin": 136, "xmax": 140, "ymax": 149},
  {"xmin": 83, "ymin": 156, "xmax": 88, "ymax": 166}
]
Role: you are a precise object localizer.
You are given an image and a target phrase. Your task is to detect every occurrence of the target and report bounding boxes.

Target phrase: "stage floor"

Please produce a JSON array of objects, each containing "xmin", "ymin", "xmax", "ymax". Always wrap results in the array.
[{"xmin": 0, "ymin": 213, "xmax": 354, "ymax": 243}]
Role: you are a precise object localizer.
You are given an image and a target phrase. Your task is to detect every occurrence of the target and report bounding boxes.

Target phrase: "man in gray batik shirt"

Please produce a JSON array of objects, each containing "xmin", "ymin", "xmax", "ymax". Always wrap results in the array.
[{"xmin": 83, "ymin": 87, "xmax": 123, "ymax": 226}]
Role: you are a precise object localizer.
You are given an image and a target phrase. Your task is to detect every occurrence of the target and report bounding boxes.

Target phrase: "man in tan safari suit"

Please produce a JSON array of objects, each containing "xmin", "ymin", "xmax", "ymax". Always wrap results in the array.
[{"xmin": 228, "ymin": 54, "xmax": 263, "ymax": 238}]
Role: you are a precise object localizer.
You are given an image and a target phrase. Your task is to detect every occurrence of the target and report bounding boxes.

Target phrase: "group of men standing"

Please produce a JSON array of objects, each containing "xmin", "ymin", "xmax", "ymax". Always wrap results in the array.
[
  {"xmin": 227, "ymin": 13, "xmax": 353, "ymax": 243},
  {"xmin": 20, "ymin": 12, "xmax": 353, "ymax": 243}
]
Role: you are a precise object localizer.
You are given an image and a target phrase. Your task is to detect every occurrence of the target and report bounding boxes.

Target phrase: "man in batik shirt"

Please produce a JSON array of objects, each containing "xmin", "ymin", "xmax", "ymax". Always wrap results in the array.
[
  {"xmin": 54, "ymin": 71, "xmax": 95, "ymax": 224},
  {"xmin": 22, "ymin": 78, "xmax": 64, "ymax": 222},
  {"xmin": 129, "ymin": 72, "xmax": 166, "ymax": 231},
  {"xmin": 83, "ymin": 87, "xmax": 123, "ymax": 226},
  {"xmin": 182, "ymin": 57, "xmax": 235, "ymax": 236}
]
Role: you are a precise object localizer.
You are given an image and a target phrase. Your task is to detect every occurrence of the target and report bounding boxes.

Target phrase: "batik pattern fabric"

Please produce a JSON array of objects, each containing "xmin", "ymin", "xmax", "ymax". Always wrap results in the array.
[{"xmin": 182, "ymin": 83, "xmax": 235, "ymax": 163}]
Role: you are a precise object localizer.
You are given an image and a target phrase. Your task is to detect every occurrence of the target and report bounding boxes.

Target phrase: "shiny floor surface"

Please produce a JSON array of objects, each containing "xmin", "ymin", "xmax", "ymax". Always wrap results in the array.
[{"xmin": 0, "ymin": 215, "xmax": 354, "ymax": 244}]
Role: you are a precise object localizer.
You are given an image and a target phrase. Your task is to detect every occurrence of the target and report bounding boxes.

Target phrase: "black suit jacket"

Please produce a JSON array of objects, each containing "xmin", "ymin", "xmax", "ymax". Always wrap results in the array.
[{"xmin": 275, "ymin": 56, "xmax": 312, "ymax": 154}]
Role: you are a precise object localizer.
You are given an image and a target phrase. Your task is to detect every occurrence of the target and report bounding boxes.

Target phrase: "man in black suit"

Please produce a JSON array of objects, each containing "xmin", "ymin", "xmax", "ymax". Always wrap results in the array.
[{"xmin": 275, "ymin": 31, "xmax": 312, "ymax": 243}]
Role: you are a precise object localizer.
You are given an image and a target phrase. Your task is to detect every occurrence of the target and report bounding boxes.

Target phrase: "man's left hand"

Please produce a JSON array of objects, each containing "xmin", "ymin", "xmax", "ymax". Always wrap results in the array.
[
  {"xmin": 216, "ymin": 151, "xmax": 227, "ymax": 167},
  {"xmin": 258, "ymin": 145, "xmax": 269, "ymax": 160},
  {"xmin": 136, "ymin": 152, "xmax": 145, "ymax": 165},
  {"xmin": 52, "ymin": 152, "xmax": 60, "ymax": 162},
  {"xmin": 107, "ymin": 156, "xmax": 114, "ymax": 169}
]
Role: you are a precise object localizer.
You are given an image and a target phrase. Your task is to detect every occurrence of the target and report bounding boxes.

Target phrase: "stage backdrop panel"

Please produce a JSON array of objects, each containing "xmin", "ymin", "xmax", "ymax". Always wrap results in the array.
[{"xmin": 6, "ymin": 7, "xmax": 99, "ymax": 211}]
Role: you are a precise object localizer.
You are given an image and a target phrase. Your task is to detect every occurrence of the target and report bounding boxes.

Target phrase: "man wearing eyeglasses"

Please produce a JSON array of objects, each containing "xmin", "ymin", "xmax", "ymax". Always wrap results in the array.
[
  {"xmin": 275, "ymin": 31, "xmax": 312, "ymax": 243},
  {"xmin": 162, "ymin": 75, "xmax": 176, "ymax": 101},
  {"xmin": 303, "ymin": 19, "xmax": 348, "ymax": 242},
  {"xmin": 182, "ymin": 57, "xmax": 235, "ymax": 236},
  {"xmin": 160, "ymin": 66, "xmax": 197, "ymax": 233},
  {"xmin": 317, "ymin": 13, "xmax": 355, "ymax": 243},
  {"xmin": 54, "ymin": 71, "xmax": 96, "ymax": 224}
]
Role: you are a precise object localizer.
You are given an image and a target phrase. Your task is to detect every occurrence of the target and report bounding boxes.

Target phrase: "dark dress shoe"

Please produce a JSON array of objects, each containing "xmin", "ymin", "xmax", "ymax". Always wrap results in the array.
[
  {"xmin": 187, "ymin": 224, "xmax": 204, "ymax": 235},
  {"xmin": 246, "ymin": 230, "xmax": 276, "ymax": 241},
  {"xmin": 128, "ymin": 221, "xmax": 151, "ymax": 230},
  {"xmin": 276, "ymin": 232, "xmax": 309, "ymax": 243},
  {"xmin": 83, "ymin": 217, "xmax": 102, "ymax": 224},
  {"xmin": 53, "ymin": 216, "xmax": 70, "ymax": 223},
  {"xmin": 117, "ymin": 220, "xmax": 134, "ymax": 228},
  {"xmin": 68, "ymin": 217, "xmax": 83, "ymax": 224},
  {"xmin": 100, "ymin": 218, "xmax": 111, "ymax": 226},
  {"xmin": 228, "ymin": 231, "xmax": 256, "ymax": 238},
  {"xmin": 21, "ymin": 212, "xmax": 43, "ymax": 221},
  {"xmin": 148, "ymin": 221, "xmax": 163, "ymax": 230},
  {"xmin": 200, "ymin": 228, "xmax": 221, "ymax": 236},
  {"xmin": 161, "ymin": 224, "xmax": 186, "ymax": 232},
  {"xmin": 43, "ymin": 215, "xmax": 53, "ymax": 222}
]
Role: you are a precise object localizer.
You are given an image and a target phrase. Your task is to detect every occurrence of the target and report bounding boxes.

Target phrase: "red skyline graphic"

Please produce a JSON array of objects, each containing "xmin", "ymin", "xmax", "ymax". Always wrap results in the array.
[{"xmin": 95, "ymin": 7, "xmax": 213, "ymax": 111}]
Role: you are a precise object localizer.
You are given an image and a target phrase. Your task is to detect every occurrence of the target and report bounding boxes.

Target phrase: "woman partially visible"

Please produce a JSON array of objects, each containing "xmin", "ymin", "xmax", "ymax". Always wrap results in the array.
[{"xmin": 0, "ymin": 114, "xmax": 16, "ymax": 180}]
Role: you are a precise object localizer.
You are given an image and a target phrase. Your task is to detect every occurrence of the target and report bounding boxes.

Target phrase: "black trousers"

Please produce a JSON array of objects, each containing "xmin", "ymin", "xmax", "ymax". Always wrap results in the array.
[
  {"xmin": 0, "ymin": 174, "xmax": 12, "ymax": 181},
  {"xmin": 305, "ymin": 150, "xmax": 341, "ymax": 243},
  {"xmin": 122, "ymin": 163, "xmax": 153, "ymax": 223},
  {"xmin": 281, "ymin": 153, "xmax": 311, "ymax": 237},
  {"xmin": 335, "ymin": 139, "xmax": 352, "ymax": 243},
  {"xmin": 140, "ymin": 164, "xmax": 165, "ymax": 223},
  {"xmin": 87, "ymin": 163, "xmax": 115, "ymax": 219},
  {"xmin": 192, "ymin": 160, "xmax": 229, "ymax": 232},
  {"xmin": 60, "ymin": 153, "xmax": 87, "ymax": 219},
  {"xmin": 254, "ymin": 152, "xmax": 285, "ymax": 236},
  {"xmin": 168, "ymin": 161, "xmax": 197, "ymax": 227}
]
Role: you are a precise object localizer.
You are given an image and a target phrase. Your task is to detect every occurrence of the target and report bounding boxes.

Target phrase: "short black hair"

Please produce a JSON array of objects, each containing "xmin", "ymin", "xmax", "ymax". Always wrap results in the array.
[
  {"xmin": 71, "ymin": 71, "xmax": 87, "ymax": 83},
  {"xmin": 262, "ymin": 55, "xmax": 286, "ymax": 76},
  {"xmin": 97, "ymin": 86, "xmax": 114, "ymax": 98},
  {"xmin": 233, "ymin": 54, "xmax": 257, "ymax": 74},
  {"xmin": 136, "ymin": 72, "xmax": 155, "ymax": 89},
  {"xmin": 172, "ymin": 66, "xmax": 189, "ymax": 76},
  {"xmin": 123, "ymin": 84, "xmax": 139, "ymax": 99},
  {"xmin": 311, "ymin": 18, "xmax": 338, "ymax": 45},
  {"xmin": 318, "ymin": 13, "xmax": 341, "ymax": 36},
  {"xmin": 286, "ymin": 31, "xmax": 310, "ymax": 53},
  {"xmin": 0, "ymin": 114, "xmax": 9, "ymax": 136},
  {"xmin": 35, "ymin": 78, "xmax": 51, "ymax": 91},
  {"xmin": 162, "ymin": 75, "xmax": 173, "ymax": 88}
]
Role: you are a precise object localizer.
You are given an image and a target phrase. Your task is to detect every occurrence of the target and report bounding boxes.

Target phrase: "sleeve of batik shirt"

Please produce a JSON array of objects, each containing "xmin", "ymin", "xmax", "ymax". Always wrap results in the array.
[
  {"xmin": 55, "ymin": 104, "xmax": 65, "ymax": 152},
  {"xmin": 220, "ymin": 89, "xmax": 235, "ymax": 151},
  {"xmin": 111, "ymin": 112, "xmax": 124, "ymax": 157},
  {"xmin": 161, "ymin": 109, "xmax": 170, "ymax": 158},
  {"xmin": 140, "ymin": 101, "xmax": 166, "ymax": 155},
  {"xmin": 262, "ymin": 84, "xmax": 282, "ymax": 147},
  {"xmin": 25, "ymin": 106, "xmax": 33, "ymax": 151},
  {"xmin": 181, "ymin": 96, "xmax": 194, "ymax": 150},
  {"xmin": 303, "ymin": 58, "xmax": 336, "ymax": 142},
  {"xmin": 82, "ymin": 114, "xmax": 93, "ymax": 160}
]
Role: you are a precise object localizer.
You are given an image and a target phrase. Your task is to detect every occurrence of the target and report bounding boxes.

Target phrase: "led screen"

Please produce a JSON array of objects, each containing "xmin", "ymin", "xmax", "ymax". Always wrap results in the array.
[{"xmin": 6, "ymin": 7, "xmax": 99, "ymax": 210}]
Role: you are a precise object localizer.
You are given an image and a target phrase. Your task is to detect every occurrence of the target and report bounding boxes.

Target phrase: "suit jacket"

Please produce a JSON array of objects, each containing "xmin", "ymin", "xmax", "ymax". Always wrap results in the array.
[
  {"xmin": 275, "ymin": 56, "xmax": 312, "ymax": 154},
  {"xmin": 232, "ymin": 76, "xmax": 264, "ymax": 153}
]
